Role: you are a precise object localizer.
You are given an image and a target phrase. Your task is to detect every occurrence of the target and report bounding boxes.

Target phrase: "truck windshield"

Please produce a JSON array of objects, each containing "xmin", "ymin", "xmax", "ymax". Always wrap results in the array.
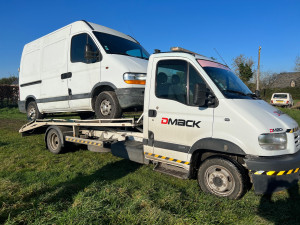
[
  {"xmin": 197, "ymin": 60, "xmax": 254, "ymax": 99},
  {"xmin": 93, "ymin": 32, "xmax": 150, "ymax": 60}
]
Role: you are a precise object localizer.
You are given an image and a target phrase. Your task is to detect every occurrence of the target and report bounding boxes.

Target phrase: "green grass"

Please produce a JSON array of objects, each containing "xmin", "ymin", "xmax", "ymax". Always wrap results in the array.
[{"xmin": 0, "ymin": 107, "xmax": 300, "ymax": 224}]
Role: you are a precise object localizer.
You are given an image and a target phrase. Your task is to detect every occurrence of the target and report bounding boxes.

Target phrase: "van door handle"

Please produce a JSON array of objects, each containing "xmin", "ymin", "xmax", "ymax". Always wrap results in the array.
[
  {"xmin": 148, "ymin": 109, "xmax": 157, "ymax": 117},
  {"xmin": 61, "ymin": 72, "xmax": 72, "ymax": 79}
]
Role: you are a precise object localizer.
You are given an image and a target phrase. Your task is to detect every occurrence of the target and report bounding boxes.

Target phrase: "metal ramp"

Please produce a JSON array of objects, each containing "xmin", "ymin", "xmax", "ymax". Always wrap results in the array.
[{"xmin": 19, "ymin": 117, "xmax": 141, "ymax": 133}]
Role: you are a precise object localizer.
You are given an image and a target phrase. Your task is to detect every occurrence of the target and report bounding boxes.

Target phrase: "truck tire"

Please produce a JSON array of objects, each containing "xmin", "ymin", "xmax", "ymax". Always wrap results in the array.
[
  {"xmin": 197, "ymin": 157, "xmax": 247, "ymax": 199},
  {"xmin": 95, "ymin": 91, "xmax": 122, "ymax": 119},
  {"xmin": 46, "ymin": 128, "xmax": 64, "ymax": 154},
  {"xmin": 27, "ymin": 101, "xmax": 43, "ymax": 120}
]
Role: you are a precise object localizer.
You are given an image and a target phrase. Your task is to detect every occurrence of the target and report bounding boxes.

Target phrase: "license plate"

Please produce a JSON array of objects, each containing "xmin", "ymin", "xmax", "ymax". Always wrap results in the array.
[{"xmin": 276, "ymin": 100, "xmax": 283, "ymax": 103}]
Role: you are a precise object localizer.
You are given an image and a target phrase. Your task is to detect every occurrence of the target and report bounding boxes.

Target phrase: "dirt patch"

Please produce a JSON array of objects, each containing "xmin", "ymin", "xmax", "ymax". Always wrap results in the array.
[{"xmin": 0, "ymin": 119, "xmax": 26, "ymax": 131}]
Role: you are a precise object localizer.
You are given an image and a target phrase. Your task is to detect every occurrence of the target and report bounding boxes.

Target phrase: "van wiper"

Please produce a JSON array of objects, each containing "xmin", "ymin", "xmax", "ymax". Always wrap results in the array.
[{"xmin": 223, "ymin": 90, "xmax": 247, "ymax": 96}]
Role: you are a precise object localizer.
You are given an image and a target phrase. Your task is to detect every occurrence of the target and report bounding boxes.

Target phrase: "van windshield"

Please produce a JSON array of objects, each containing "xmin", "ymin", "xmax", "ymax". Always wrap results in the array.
[
  {"xmin": 197, "ymin": 60, "xmax": 254, "ymax": 99},
  {"xmin": 93, "ymin": 32, "xmax": 150, "ymax": 60}
]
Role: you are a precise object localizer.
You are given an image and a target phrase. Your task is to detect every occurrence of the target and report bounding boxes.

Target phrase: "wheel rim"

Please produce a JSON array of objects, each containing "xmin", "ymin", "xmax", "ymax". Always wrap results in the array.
[
  {"xmin": 49, "ymin": 132, "xmax": 59, "ymax": 151},
  {"xmin": 205, "ymin": 165, "xmax": 235, "ymax": 196},
  {"xmin": 28, "ymin": 106, "xmax": 36, "ymax": 120},
  {"xmin": 100, "ymin": 99, "xmax": 112, "ymax": 116}
]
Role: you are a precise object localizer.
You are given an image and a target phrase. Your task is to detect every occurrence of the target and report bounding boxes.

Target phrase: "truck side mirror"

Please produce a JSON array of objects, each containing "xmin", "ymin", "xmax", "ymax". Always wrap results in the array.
[
  {"xmin": 84, "ymin": 44, "xmax": 101, "ymax": 62},
  {"xmin": 193, "ymin": 83, "xmax": 207, "ymax": 107},
  {"xmin": 255, "ymin": 90, "xmax": 260, "ymax": 98}
]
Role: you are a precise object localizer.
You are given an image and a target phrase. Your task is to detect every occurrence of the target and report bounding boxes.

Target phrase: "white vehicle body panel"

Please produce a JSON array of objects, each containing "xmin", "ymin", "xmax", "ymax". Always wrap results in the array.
[{"xmin": 19, "ymin": 21, "xmax": 148, "ymax": 114}]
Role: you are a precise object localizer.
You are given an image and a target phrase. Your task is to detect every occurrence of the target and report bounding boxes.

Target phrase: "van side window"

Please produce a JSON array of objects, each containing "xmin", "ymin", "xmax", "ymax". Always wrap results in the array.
[
  {"xmin": 155, "ymin": 60, "xmax": 187, "ymax": 104},
  {"xmin": 188, "ymin": 64, "xmax": 206, "ymax": 105},
  {"xmin": 71, "ymin": 33, "xmax": 99, "ymax": 63}
]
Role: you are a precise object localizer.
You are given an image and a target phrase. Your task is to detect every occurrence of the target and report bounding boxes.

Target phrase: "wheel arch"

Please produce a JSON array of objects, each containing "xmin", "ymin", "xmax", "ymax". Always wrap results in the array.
[
  {"xmin": 25, "ymin": 95, "xmax": 37, "ymax": 110},
  {"xmin": 90, "ymin": 82, "xmax": 117, "ymax": 110},
  {"xmin": 188, "ymin": 138, "xmax": 246, "ymax": 179}
]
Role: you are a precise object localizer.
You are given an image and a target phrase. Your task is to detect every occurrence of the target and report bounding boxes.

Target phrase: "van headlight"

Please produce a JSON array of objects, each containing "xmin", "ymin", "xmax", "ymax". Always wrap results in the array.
[
  {"xmin": 123, "ymin": 73, "xmax": 146, "ymax": 85},
  {"xmin": 258, "ymin": 133, "xmax": 287, "ymax": 150}
]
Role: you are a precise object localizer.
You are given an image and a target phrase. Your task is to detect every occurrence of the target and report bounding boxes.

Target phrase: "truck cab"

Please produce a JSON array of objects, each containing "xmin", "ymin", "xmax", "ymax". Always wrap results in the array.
[{"xmin": 142, "ymin": 48, "xmax": 300, "ymax": 198}]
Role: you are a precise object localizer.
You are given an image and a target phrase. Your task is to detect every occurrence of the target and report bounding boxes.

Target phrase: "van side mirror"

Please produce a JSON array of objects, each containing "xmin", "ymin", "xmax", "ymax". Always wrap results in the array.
[
  {"xmin": 193, "ymin": 83, "xmax": 207, "ymax": 106},
  {"xmin": 84, "ymin": 44, "xmax": 101, "ymax": 62}
]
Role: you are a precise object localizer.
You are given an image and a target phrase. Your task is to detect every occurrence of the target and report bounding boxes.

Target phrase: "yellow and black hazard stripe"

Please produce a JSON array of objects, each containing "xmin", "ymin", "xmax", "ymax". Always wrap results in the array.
[
  {"xmin": 144, "ymin": 152, "xmax": 190, "ymax": 165},
  {"xmin": 286, "ymin": 127, "xmax": 299, "ymax": 133},
  {"xmin": 250, "ymin": 168, "xmax": 300, "ymax": 176},
  {"xmin": 65, "ymin": 137, "xmax": 103, "ymax": 147}
]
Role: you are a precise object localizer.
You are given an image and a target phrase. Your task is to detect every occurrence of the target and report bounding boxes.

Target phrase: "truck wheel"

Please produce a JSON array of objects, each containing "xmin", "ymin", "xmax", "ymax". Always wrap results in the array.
[
  {"xmin": 46, "ymin": 128, "xmax": 63, "ymax": 154},
  {"xmin": 95, "ymin": 91, "xmax": 122, "ymax": 119},
  {"xmin": 27, "ymin": 101, "xmax": 43, "ymax": 120},
  {"xmin": 197, "ymin": 157, "xmax": 247, "ymax": 199}
]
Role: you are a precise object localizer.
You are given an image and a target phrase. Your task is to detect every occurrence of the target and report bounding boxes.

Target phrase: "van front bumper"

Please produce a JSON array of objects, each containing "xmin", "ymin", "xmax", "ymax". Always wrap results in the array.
[
  {"xmin": 115, "ymin": 88, "xmax": 144, "ymax": 109},
  {"xmin": 245, "ymin": 151, "xmax": 300, "ymax": 194}
]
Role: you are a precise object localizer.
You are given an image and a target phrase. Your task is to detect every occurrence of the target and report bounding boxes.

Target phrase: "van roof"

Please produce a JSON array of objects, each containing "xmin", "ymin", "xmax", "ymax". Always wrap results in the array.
[{"xmin": 23, "ymin": 20, "xmax": 137, "ymax": 53}]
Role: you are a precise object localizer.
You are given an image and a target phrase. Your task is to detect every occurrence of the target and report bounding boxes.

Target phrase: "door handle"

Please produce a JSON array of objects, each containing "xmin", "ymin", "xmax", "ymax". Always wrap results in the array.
[
  {"xmin": 148, "ymin": 109, "xmax": 157, "ymax": 117},
  {"xmin": 61, "ymin": 72, "xmax": 72, "ymax": 79}
]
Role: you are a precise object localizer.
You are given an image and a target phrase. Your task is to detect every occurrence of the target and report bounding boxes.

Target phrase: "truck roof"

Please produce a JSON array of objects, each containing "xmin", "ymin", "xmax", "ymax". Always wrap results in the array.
[{"xmin": 151, "ymin": 51, "xmax": 219, "ymax": 63}]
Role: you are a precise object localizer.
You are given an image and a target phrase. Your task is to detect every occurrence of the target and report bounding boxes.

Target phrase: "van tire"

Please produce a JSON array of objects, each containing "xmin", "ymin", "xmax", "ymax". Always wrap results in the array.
[
  {"xmin": 197, "ymin": 157, "xmax": 247, "ymax": 199},
  {"xmin": 95, "ymin": 91, "xmax": 122, "ymax": 119},
  {"xmin": 27, "ymin": 101, "xmax": 43, "ymax": 120}
]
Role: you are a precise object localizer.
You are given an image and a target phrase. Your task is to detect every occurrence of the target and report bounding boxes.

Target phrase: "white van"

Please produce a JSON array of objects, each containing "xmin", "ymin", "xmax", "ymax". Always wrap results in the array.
[
  {"xmin": 270, "ymin": 93, "xmax": 294, "ymax": 108},
  {"xmin": 18, "ymin": 20, "xmax": 149, "ymax": 120}
]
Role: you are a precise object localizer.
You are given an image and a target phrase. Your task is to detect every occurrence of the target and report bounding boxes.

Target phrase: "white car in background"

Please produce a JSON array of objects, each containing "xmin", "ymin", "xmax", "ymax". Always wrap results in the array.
[{"xmin": 270, "ymin": 93, "xmax": 294, "ymax": 107}]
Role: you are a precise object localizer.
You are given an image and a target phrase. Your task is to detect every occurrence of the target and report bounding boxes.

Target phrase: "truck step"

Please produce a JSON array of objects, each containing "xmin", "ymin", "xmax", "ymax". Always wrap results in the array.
[{"xmin": 154, "ymin": 163, "xmax": 189, "ymax": 179}]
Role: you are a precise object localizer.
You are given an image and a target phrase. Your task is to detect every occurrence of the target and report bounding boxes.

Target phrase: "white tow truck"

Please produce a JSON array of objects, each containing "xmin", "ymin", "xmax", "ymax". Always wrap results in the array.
[{"xmin": 19, "ymin": 47, "xmax": 300, "ymax": 199}]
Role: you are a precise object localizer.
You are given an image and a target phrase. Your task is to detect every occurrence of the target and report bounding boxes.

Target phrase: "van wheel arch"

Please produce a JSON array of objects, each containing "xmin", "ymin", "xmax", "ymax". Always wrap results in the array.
[{"xmin": 91, "ymin": 83, "xmax": 117, "ymax": 111}]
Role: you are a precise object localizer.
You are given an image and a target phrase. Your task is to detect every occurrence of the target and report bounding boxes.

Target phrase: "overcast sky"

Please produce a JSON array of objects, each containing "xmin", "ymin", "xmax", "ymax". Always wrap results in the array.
[{"xmin": 0, "ymin": 0, "xmax": 299, "ymax": 78}]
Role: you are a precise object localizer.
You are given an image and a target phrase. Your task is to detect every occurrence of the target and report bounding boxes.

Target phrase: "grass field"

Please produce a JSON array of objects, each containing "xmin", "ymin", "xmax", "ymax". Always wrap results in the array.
[{"xmin": 0, "ymin": 107, "xmax": 300, "ymax": 224}]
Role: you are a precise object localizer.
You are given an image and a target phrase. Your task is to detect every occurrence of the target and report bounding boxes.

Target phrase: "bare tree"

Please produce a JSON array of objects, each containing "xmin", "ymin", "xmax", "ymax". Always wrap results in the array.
[
  {"xmin": 260, "ymin": 71, "xmax": 278, "ymax": 89},
  {"xmin": 295, "ymin": 56, "xmax": 300, "ymax": 72}
]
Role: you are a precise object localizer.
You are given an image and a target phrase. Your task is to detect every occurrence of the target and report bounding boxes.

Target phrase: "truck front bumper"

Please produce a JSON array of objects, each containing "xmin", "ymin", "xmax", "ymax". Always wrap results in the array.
[
  {"xmin": 245, "ymin": 151, "xmax": 300, "ymax": 194},
  {"xmin": 115, "ymin": 88, "xmax": 144, "ymax": 109}
]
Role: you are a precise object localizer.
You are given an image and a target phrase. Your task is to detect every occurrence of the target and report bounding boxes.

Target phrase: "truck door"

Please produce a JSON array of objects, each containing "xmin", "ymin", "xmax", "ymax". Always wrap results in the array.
[
  {"xmin": 147, "ymin": 58, "xmax": 214, "ymax": 163},
  {"xmin": 67, "ymin": 33, "xmax": 101, "ymax": 110}
]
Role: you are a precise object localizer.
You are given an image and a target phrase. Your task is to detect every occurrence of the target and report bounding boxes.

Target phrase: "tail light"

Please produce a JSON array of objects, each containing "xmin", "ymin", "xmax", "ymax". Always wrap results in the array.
[
  {"xmin": 271, "ymin": 100, "xmax": 273, "ymax": 103},
  {"xmin": 287, "ymin": 101, "xmax": 289, "ymax": 104}
]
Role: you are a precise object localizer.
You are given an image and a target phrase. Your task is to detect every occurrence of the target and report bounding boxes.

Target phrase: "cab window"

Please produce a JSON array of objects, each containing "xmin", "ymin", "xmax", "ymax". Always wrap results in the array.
[
  {"xmin": 155, "ymin": 60, "xmax": 206, "ymax": 106},
  {"xmin": 71, "ymin": 33, "xmax": 99, "ymax": 63}
]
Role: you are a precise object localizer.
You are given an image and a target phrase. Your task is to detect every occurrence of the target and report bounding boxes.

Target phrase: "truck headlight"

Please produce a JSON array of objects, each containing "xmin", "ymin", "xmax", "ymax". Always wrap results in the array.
[
  {"xmin": 258, "ymin": 133, "xmax": 287, "ymax": 150},
  {"xmin": 123, "ymin": 73, "xmax": 146, "ymax": 85}
]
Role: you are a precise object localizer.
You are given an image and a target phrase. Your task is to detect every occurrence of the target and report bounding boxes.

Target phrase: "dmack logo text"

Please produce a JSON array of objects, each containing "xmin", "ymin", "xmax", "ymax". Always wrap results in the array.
[{"xmin": 161, "ymin": 117, "xmax": 201, "ymax": 128}]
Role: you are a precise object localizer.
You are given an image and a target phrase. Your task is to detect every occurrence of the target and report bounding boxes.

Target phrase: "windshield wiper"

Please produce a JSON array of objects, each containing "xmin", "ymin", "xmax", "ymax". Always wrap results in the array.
[{"xmin": 223, "ymin": 90, "xmax": 247, "ymax": 96}]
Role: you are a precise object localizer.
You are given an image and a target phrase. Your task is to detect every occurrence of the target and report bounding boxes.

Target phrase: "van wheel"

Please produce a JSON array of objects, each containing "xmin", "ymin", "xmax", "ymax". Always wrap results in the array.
[
  {"xmin": 27, "ymin": 101, "xmax": 43, "ymax": 120},
  {"xmin": 95, "ymin": 91, "xmax": 122, "ymax": 119},
  {"xmin": 197, "ymin": 157, "xmax": 247, "ymax": 199}
]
